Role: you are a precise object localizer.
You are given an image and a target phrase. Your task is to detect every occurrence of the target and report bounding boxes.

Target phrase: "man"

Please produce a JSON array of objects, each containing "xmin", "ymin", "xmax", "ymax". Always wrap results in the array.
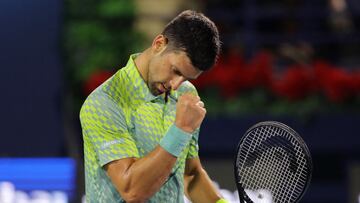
[{"xmin": 80, "ymin": 10, "xmax": 227, "ymax": 203}]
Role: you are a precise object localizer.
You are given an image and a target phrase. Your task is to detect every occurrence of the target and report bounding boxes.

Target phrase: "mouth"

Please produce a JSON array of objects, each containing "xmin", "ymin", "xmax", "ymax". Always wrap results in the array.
[{"xmin": 158, "ymin": 83, "xmax": 169, "ymax": 93}]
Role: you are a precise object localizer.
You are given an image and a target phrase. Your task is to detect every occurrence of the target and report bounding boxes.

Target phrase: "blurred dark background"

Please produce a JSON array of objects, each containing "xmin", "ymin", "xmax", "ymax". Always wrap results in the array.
[{"xmin": 0, "ymin": 0, "xmax": 359, "ymax": 203}]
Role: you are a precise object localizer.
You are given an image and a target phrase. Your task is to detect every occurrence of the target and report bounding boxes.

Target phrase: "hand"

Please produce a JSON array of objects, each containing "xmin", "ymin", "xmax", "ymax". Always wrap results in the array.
[{"xmin": 174, "ymin": 93, "xmax": 206, "ymax": 133}]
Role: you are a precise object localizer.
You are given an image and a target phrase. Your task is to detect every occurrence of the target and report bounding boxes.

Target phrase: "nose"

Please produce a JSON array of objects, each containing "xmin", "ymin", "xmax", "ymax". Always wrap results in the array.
[{"xmin": 170, "ymin": 76, "xmax": 186, "ymax": 90}]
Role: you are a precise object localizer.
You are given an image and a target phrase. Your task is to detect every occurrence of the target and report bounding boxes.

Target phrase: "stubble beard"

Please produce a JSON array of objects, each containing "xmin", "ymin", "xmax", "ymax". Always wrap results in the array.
[
  {"xmin": 149, "ymin": 82, "xmax": 161, "ymax": 96},
  {"xmin": 147, "ymin": 70, "xmax": 162, "ymax": 96}
]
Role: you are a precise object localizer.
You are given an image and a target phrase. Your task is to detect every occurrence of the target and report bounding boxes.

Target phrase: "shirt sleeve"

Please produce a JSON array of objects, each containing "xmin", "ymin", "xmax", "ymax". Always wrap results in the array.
[
  {"xmin": 80, "ymin": 91, "xmax": 139, "ymax": 166},
  {"xmin": 186, "ymin": 128, "xmax": 200, "ymax": 159}
]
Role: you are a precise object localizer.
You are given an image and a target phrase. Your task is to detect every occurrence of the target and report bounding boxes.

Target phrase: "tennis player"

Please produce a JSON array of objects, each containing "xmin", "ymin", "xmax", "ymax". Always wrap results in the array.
[{"xmin": 80, "ymin": 10, "xmax": 228, "ymax": 203}]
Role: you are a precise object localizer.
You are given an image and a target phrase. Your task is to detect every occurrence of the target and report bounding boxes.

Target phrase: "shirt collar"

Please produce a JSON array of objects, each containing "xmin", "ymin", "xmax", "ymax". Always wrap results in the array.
[{"xmin": 122, "ymin": 54, "xmax": 165, "ymax": 103}]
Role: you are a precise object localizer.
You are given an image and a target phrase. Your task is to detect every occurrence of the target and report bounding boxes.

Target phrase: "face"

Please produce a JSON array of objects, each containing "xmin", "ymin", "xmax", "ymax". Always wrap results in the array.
[{"xmin": 146, "ymin": 50, "xmax": 202, "ymax": 96}]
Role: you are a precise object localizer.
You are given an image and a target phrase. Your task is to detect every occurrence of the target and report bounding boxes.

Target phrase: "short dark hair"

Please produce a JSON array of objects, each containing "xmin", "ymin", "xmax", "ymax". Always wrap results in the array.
[{"xmin": 162, "ymin": 10, "xmax": 221, "ymax": 71}]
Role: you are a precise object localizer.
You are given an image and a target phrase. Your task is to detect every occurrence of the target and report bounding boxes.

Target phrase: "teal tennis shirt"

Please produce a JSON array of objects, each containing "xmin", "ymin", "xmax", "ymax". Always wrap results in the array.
[{"xmin": 80, "ymin": 54, "xmax": 200, "ymax": 202}]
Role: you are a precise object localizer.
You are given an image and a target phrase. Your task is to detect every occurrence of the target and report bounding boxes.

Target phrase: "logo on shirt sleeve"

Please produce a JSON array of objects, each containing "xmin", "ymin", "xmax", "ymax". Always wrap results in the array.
[{"xmin": 101, "ymin": 139, "xmax": 125, "ymax": 149}]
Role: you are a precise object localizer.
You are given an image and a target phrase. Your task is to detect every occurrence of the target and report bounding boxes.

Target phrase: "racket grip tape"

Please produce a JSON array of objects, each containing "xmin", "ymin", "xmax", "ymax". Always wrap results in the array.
[{"xmin": 160, "ymin": 124, "xmax": 192, "ymax": 157}]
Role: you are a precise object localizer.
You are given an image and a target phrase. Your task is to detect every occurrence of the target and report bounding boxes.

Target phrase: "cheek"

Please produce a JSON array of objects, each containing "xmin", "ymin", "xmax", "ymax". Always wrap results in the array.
[
  {"xmin": 154, "ymin": 65, "xmax": 172, "ymax": 81},
  {"xmin": 148, "ymin": 58, "xmax": 161, "ymax": 80}
]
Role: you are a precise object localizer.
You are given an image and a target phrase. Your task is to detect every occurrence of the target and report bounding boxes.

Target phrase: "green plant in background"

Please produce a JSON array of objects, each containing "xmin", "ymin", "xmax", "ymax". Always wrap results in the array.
[{"xmin": 63, "ymin": 0, "xmax": 145, "ymax": 109}]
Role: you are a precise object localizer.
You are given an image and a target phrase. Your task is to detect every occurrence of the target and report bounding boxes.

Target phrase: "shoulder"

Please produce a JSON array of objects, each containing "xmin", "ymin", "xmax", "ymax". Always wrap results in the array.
[
  {"xmin": 85, "ymin": 69, "xmax": 131, "ymax": 107},
  {"xmin": 80, "ymin": 88, "xmax": 125, "ymax": 122},
  {"xmin": 79, "ymin": 89, "xmax": 131, "ymax": 134}
]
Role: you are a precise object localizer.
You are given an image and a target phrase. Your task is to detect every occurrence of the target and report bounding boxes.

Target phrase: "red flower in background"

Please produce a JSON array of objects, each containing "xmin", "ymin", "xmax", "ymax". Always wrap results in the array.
[
  {"xmin": 244, "ymin": 51, "xmax": 273, "ymax": 89},
  {"xmin": 193, "ymin": 50, "xmax": 273, "ymax": 98},
  {"xmin": 83, "ymin": 70, "xmax": 114, "ymax": 96},
  {"xmin": 193, "ymin": 50, "xmax": 359, "ymax": 103},
  {"xmin": 193, "ymin": 50, "xmax": 245, "ymax": 97},
  {"xmin": 271, "ymin": 64, "xmax": 315, "ymax": 101},
  {"xmin": 314, "ymin": 61, "xmax": 355, "ymax": 102}
]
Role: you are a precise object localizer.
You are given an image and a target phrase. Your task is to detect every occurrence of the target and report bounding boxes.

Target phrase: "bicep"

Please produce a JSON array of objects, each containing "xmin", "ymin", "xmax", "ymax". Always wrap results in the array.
[
  {"xmin": 184, "ymin": 158, "xmax": 201, "ymax": 198},
  {"xmin": 104, "ymin": 158, "xmax": 137, "ymax": 194},
  {"xmin": 185, "ymin": 157, "xmax": 202, "ymax": 177}
]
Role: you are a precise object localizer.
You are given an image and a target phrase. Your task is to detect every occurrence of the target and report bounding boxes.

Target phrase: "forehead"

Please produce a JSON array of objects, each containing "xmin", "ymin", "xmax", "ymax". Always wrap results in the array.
[{"xmin": 164, "ymin": 51, "xmax": 202, "ymax": 79}]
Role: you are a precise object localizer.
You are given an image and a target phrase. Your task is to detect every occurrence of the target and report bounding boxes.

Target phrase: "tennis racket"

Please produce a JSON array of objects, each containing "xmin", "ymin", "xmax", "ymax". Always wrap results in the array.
[{"xmin": 234, "ymin": 121, "xmax": 312, "ymax": 203}]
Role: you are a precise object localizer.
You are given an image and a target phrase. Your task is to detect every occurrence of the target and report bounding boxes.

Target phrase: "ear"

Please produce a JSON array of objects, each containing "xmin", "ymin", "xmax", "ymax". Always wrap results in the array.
[{"xmin": 151, "ymin": 35, "xmax": 167, "ymax": 54}]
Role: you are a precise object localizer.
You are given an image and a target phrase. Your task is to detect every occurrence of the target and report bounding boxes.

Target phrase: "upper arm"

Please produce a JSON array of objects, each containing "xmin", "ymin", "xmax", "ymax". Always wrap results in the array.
[
  {"xmin": 104, "ymin": 157, "xmax": 137, "ymax": 195},
  {"xmin": 184, "ymin": 157, "xmax": 206, "ymax": 199},
  {"xmin": 185, "ymin": 157, "xmax": 203, "ymax": 177},
  {"xmin": 184, "ymin": 159, "xmax": 223, "ymax": 203}
]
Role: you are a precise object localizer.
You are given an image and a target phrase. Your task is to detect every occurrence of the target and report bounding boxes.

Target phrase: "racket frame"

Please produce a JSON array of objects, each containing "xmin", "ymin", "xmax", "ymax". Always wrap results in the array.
[{"xmin": 233, "ymin": 121, "xmax": 313, "ymax": 203}]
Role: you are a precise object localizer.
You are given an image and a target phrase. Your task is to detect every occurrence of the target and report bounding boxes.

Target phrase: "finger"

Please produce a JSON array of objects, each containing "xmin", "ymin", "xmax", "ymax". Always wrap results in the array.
[
  {"xmin": 196, "ymin": 101, "xmax": 205, "ymax": 108},
  {"xmin": 199, "ymin": 106, "xmax": 206, "ymax": 114},
  {"xmin": 191, "ymin": 95, "xmax": 200, "ymax": 103}
]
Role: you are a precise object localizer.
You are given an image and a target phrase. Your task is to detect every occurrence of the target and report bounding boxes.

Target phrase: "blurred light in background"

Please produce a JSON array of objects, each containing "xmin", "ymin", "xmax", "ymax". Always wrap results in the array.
[{"xmin": 0, "ymin": 158, "xmax": 75, "ymax": 203}]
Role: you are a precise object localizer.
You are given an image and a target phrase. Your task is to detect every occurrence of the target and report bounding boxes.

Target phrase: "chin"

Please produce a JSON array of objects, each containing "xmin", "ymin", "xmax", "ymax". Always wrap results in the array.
[
  {"xmin": 149, "ymin": 87, "xmax": 161, "ymax": 96},
  {"xmin": 149, "ymin": 83, "xmax": 163, "ymax": 96}
]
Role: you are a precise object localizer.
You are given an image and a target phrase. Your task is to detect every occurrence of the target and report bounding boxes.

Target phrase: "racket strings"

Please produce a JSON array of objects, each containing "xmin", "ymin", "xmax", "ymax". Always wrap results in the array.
[
  {"xmin": 236, "ymin": 125, "xmax": 311, "ymax": 203},
  {"xmin": 240, "ymin": 148, "xmax": 291, "ymax": 202}
]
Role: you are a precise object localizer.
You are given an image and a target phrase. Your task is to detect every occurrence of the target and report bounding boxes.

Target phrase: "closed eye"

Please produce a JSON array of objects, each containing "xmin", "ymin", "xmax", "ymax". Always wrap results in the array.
[
  {"xmin": 172, "ymin": 66, "xmax": 196, "ymax": 80},
  {"xmin": 173, "ymin": 68, "xmax": 182, "ymax": 76}
]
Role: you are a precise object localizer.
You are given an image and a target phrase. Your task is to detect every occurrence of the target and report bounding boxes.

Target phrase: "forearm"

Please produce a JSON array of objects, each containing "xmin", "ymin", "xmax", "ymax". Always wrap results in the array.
[
  {"xmin": 185, "ymin": 167, "xmax": 223, "ymax": 203},
  {"xmin": 120, "ymin": 146, "xmax": 176, "ymax": 201}
]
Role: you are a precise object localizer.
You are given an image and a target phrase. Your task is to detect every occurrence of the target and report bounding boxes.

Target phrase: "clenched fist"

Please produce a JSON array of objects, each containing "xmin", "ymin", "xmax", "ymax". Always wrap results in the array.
[{"xmin": 174, "ymin": 93, "xmax": 206, "ymax": 133}]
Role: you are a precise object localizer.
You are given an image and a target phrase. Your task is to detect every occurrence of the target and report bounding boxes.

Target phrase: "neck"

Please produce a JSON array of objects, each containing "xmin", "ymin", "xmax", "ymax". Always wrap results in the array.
[{"xmin": 134, "ymin": 49, "xmax": 150, "ymax": 83}]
